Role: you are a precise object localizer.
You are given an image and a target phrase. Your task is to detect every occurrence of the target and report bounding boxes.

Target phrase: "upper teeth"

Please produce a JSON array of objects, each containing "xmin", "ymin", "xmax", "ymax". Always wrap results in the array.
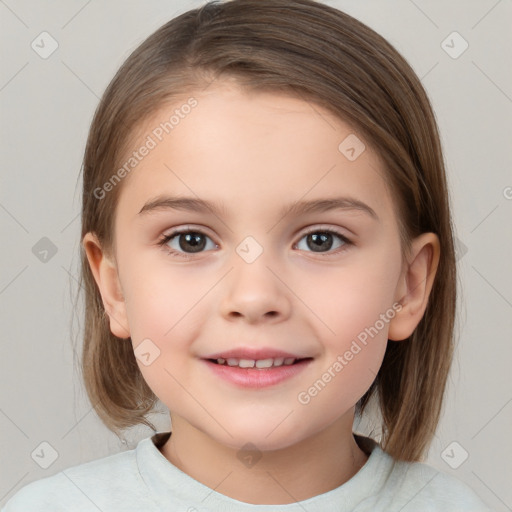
[{"xmin": 216, "ymin": 357, "xmax": 297, "ymax": 368}]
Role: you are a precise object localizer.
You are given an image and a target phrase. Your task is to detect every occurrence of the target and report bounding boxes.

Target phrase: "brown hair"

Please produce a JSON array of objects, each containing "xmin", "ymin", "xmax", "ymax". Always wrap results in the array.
[{"xmin": 76, "ymin": 0, "xmax": 456, "ymax": 461}]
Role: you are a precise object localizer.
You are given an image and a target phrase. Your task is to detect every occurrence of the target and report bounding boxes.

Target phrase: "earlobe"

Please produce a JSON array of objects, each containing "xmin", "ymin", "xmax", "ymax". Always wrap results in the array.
[
  {"xmin": 388, "ymin": 232, "xmax": 440, "ymax": 341},
  {"xmin": 82, "ymin": 232, "xmax": 131, "ymax": 339}
]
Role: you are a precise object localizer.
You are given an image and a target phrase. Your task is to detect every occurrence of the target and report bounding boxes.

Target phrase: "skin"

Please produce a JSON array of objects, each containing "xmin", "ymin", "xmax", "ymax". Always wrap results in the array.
[{"xmin": 83, "ymin": 78, "xmax": 440, "ymax": 505}]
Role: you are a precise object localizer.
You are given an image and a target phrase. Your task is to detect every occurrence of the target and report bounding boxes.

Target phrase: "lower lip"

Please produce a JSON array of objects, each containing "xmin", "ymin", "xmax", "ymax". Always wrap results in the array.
[{"xmin": 203, "ymin": 359, "xmax": 312, "ymax": 388}]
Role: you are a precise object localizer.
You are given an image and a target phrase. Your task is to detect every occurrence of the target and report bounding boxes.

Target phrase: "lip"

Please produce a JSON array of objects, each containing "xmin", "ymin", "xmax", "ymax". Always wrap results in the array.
[
  {"xmin": 202, "ymin": 347, "xmax": 307, "ymax": 360},
  {"xmin": 202, "ymin": 358, "xmax": 313, "ymax": 389}
]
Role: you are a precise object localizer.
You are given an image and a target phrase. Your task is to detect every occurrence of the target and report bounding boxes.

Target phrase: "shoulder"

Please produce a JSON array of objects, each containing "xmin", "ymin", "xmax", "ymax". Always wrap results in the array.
[
  {"xmin": 1, "ymin": 445, "xmax": 154, "ymax": 512},
  {"xmin": 375, "ymin": 453, "xmax": 493, "ymax": 511}
]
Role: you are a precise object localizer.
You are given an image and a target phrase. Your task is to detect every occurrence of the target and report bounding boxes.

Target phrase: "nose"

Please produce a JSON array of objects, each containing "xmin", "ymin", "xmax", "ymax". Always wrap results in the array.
[{"xmin": 219, "ymin": 252, "xmax": 292, "ymax": 325}]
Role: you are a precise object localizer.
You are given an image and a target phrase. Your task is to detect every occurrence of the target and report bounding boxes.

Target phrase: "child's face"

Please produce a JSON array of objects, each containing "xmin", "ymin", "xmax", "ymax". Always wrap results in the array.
[{"xmin": 105, "ymin": 79, "xmax": 406, "ymax": 450}]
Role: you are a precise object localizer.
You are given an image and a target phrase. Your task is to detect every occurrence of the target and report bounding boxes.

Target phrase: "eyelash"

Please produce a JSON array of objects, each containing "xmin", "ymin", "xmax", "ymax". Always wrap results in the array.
[{"xmin": 157, "ymin": 226, "xmax": 353, "ymax": 260}]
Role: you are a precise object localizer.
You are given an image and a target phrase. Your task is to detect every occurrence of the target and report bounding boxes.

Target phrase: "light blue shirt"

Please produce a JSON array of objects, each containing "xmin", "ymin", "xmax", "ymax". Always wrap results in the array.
[{"xmin": 2, "ymin": 431, "xmax": 493, "ymax": 511}]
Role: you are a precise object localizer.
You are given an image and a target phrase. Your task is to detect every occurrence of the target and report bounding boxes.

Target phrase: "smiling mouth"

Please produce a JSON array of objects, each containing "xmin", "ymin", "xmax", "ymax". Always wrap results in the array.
[
  {"xmin": 203, "ymin": 356, "xmax": 314, "ymax": 388},
  {"xmin": 207, "ymin": 357, "xmax": 313, "ymax": 369}
]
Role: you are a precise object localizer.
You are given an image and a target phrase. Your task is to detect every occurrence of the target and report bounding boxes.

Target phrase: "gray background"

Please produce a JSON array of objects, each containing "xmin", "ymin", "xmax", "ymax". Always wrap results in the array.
[{"xmin": 1, "ymin": 0, "xmax": 511, "ymax": 509}]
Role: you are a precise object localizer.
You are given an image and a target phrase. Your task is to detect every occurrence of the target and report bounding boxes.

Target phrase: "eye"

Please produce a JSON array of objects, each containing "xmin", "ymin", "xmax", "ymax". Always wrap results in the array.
[
  {"xmin": 294, "ymin": 228, "xmax": 352, "ymax": 255},
  {"xmin": 158, "ymin": 228, "xmax": 217, "ymax": 259},
  {"xmin": 157, "ymin": 226, "xmax": 352, "ymax": 260}
]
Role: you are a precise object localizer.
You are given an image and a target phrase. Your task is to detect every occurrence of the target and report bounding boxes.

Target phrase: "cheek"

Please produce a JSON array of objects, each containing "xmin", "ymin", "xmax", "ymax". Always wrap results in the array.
[
  {"xmin": 120, "ymin": 260, "xmax": 211, "ymax": 392},
  {"xmin": 302, "ymin": 255, "xmax": 401, "ymax": 344},
  {"xmin": 297, "ymin": 281, "xmax": 392, "ymax": 420},
  {"xmin": 122, "ymin": 257, "xmax": 208, "ymax": 341},
  {"xmin": 295, "ymin": 250, "xmax": 400, "ymax": 403}
]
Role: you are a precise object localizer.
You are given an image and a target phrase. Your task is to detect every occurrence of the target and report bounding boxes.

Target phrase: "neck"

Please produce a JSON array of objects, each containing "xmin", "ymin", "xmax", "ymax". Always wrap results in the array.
[{"xmin": 159, "ymin": 413, "xmax": 369, "ymax": 505}]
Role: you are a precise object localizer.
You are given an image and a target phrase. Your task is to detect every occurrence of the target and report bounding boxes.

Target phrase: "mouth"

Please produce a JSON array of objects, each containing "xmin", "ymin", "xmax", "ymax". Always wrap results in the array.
[
  {"xmin": 206, "ymin": 356, "xmax": 313, "ymax": 369},
  {"xmin": 202, "ymin": 353, "xmax": 314, "ymax": 388}
]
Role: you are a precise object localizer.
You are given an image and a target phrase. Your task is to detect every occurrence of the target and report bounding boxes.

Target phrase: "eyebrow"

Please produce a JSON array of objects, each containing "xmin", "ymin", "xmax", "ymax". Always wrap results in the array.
[{"xmin": 138, "ymin": 195, "xmax": 378, "ymax": 220}]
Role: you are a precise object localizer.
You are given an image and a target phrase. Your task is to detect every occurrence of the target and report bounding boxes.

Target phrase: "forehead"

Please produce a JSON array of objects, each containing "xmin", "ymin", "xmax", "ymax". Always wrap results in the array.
[{"xmin": 115, "ymin": 81, "xmax": 394, "ymax": 222}]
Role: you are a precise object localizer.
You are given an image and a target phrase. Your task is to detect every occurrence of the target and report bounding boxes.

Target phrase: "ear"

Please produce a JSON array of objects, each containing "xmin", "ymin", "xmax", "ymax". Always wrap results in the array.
[
  {"xmin": 82, "ymin": 232, "xmax": 131, "ymax": 339},
  {"xmin": 388, "ymin": 232, "xmax": 440, "ymax": 341}
]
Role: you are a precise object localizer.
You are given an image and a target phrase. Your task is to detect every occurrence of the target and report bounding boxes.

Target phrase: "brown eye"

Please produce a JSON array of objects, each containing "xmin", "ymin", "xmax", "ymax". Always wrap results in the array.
[
  {"xmin": 159, "ymin": 229, "xmax": 217, "ymax": 257},
  {"xmin": 307, "ymin": 232, "xmax": 334, "ymax": 252},
  {"xmin": 176, "ymin": 232, "xmax": 207, "ymax": 253},
  {"xmin": 295, "ymin": 229, "xmax": 351, "ymax": 254}
]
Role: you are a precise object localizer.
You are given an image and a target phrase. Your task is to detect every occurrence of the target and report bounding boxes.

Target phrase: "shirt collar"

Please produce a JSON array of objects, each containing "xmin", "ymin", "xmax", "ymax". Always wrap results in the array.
[{"xmin": 136, "ymin": 431, "xmax": 392, "ymax": 511}]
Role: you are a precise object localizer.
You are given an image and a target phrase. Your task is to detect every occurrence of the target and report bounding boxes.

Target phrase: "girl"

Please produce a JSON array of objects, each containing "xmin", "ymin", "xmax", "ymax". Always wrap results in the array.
[{"xmin": 3, "ymin": 0, "xmax": 493, "ymax": 510}]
